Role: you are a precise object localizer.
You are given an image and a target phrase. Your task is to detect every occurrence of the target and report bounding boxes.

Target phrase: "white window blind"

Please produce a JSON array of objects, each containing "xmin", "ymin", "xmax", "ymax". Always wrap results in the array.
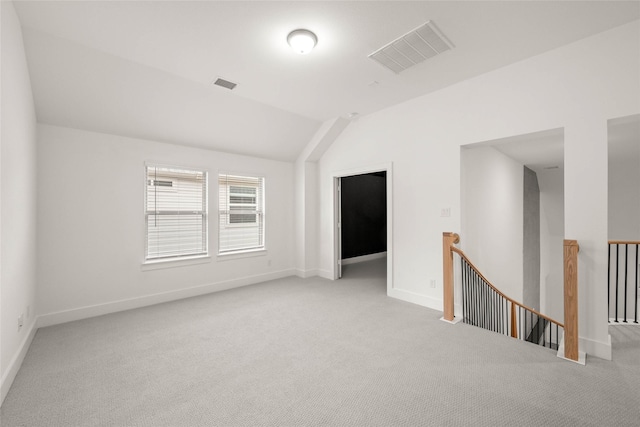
[
  {"xmin": 218, "ymin": 174, "xmax": 265, "ymax": 254},
  {"xmin": 146, "ymin": 165, "xmax": 207, "ymax": 261}
]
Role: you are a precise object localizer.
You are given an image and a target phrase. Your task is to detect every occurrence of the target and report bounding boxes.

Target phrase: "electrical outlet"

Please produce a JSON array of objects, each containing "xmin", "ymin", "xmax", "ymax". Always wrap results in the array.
[
  {"xmin": 27, "ymin": 305, "xmax": 31, "ymax": 319},
  {"xmin": 440, "ymin": 207, "xmax": 451, "ymax": 217},
  {"xmin": 18, "ymin": 314, "xmax": 24, "ymax": 331},
  {"xmin": 430, "ymin": 279, "xmax": 436, "ymax": 288},
  {"xmin": 267, "ymin": 259, "xmax": 272, "ymax": 267}
]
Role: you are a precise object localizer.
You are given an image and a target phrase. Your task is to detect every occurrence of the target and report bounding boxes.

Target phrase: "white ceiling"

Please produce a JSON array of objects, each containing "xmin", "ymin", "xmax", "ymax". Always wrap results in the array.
[
  {"xmin": 14, "ymin": 1, "xmax": 640, "ymax": 161},
  {"xmin": 484, "ymin": 128, "xmax": 565, "ymax": 173},
  {"xmin": 469, "ymin": 114, "xmax": 639, "ymax": 173}
]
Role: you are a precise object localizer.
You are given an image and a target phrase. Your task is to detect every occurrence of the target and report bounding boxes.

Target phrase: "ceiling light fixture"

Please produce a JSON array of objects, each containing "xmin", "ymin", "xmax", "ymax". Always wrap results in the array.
[{"xmin": 287, "ymin": 29, "xmax": 317, "ymax": 54}]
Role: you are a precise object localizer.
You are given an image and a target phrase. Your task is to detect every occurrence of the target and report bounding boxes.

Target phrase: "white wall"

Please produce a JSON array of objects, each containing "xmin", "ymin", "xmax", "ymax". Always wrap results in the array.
[
  {"xmin": 538, "ymin": 169, "xmax": 565, "ymax": 322},
  {"xmin": 315, "ymin": 20, "xmax": 640, "ymax": 359},
  {"xmin": 608, "ymin": 151, "xmax": 640, "ymax": 241},
  {"xmin": 1, "ymin": 1, "xmax": 38, "ymax": 404},
  {"xmin": 36, "ymin": 124, "xmax": 295, "ymax": 325},
  {"xmin": 294, "ymin": 118, "xmax": 350, "ymax": 278},
  {"xmin": 461, "ymin": 146, "xmax": 524, "ymax": 302}
]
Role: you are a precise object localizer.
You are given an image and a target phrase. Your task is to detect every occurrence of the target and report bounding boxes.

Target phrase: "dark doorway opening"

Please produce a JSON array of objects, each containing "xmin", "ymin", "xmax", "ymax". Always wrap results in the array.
[{"xmin": 340, "ymin": 171, "xmax": 387, "ymax": 262}]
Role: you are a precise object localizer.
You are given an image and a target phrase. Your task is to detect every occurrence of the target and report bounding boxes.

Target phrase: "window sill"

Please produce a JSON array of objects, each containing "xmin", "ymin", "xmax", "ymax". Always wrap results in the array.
[
  {"xmin": 217, "ymin": 248, "xmax": 267, "ymax": 262},
  {"xmin": 141, "ymin": 255, "xmax": 211, "ymax": 271}
]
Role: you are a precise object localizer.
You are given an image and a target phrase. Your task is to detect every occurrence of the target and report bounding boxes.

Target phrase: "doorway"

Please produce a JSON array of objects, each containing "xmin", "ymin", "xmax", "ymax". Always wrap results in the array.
[{"xmin": 333, "ymin": 164, "xmax": 393, "ymax": 293}]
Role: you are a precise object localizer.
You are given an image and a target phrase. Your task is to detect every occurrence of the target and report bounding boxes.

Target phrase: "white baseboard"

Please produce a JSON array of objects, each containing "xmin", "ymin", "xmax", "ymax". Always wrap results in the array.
[
  {"xmin": 580, "ymin": 334, "xmax": 612, "ymax": 361},
  {"xmin": 608, "ymin": 318, "xmax": 640, "ymax": 325},
  {"xmin": 440, "ymin": 316, "xmax": 463, "ymax": 324},
  {"xmin": 387, "ymin": 288, "xmax": 465, "ymax": 320},
  {"xmin": 1, "ymin": 319, "xmax": 38, "ymax": 407},
  {"xmin": 387, "ymin": 288, "xmax": 442, "ymax": 312},
  {"xmin": 342, "ymin": 252, "xmax": 387, "ymax": 265},
  {"xmin": 557, "ymin": 337, "xmax": 587, "ymax": 365},
  {"xmin": 38, "ymin": 269, "xmax": 296, "ymax": 328},
  {"xmin": 295, "ymin": 268, "xmax": 319, "ymax": 278},
  {"xmin": 317, "ymin": 269, "xmax": 333, "ymax": 280}
]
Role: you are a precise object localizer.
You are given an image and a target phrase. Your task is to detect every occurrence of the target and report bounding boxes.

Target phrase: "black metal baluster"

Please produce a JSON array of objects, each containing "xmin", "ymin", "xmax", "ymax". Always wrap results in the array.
[
  {"xmin": 468, "ymin": 262, "xmax": 472, "ymax": 324},
  {"xmin": 608, "ymin": 243, "xmax": 611, "ymax": 322},
  {"xmin": 485, "ymin": 280, "xmax": 489, "ymax": 330},
  {"xmin": 474, "ymin": 270, "xmax": 480, "ymax": 327},
  {"xmin": 471, "ymin": 267, "xmax": 476, "ymax": 326},
  {"xmin": 624, "ymin": 244, "xmax": 628, "ymax": 323},
  {"xmin": 498, "ymin": 295, "xmax": 501, "ymax": 334},
  {"xmin": 635, "ymin": 244, "xmax": 639, "ymax": 324},
  {"xmin": 487, "ymin": 287, "xmax": 493, "ymax": 332},
  {"xmin": 490, "ymin": 288, "xmax": 494, "ymax": 332},
  {"xmin": 492, "ymin": 289, "xmax": 496, "ymax": 332},
  {"xmin": 615, "ymin": 244, "xmax": 620, "ymax": 322},
  {"xmin": 501, "ymin": 296, "xmax": 505, "ymax": 335},
  {"xmin": 461, "ymin": 260, "xmax": 467, "ymax": 324},
  {"xmin": 483, "ymin": 282, "xmax": 487, "ymax": 331},
  {"xmin": 478, "ymin": 278, "xmax": 487, "ymax": 328},
  {"xmin": 498, "ymin": 293, "xmax": 502, "ymax": 334},
  {"xmin": 484, "ymin": 282, "xmax": 491, "ymax": 330},
  {"xmin": 465, "ymin": 263, "xmax": 470, "ymax": 324},
  {"xmin": 496, "ymin": 292, "xmax": 499, "ymax": 333},
  {"xmin": 460, "ymin": 259, "xmax": 467, "ymax": 323},
  {"xmin": 470, "ymin": 268, "xmax": 475, "ymax": 326},
  {"xmin": 483, "ymin": 279, "xmax": 488, "ymax": 330}
]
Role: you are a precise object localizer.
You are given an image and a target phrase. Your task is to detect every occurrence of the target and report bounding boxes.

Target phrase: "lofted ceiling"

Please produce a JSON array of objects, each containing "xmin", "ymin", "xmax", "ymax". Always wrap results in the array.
[
  {"xmin": 471, "ymin": 114, "xmax": 639, "ymax": 173},
  {"xmin": 13, "ymin": 1, "xmax": 640, "ymax": 161}
]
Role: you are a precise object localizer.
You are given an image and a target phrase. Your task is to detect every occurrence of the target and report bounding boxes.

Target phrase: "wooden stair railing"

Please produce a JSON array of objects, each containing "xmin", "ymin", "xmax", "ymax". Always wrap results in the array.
[{"xmin": 443, "ymin": 232, "xmax": 579, "ymax": 361}]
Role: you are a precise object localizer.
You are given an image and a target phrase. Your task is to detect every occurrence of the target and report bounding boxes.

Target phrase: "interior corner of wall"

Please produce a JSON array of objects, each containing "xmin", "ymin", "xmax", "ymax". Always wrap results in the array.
[{"xmin": 296, "ymin": 116, "xmax": 351, "ymax": 164}]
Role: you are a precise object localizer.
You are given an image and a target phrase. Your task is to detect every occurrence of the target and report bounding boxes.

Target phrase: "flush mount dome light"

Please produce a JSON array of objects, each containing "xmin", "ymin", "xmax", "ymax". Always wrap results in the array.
[{"xmin": 287, "ymin": 29, "xmax": 317, "ymax": 54}]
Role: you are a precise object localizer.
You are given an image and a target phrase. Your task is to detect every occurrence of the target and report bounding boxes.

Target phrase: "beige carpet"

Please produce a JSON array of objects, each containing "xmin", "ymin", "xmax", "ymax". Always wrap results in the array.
[{"xmin": 1, "ymin": 258, "xmax": 639, "ymax": 426}]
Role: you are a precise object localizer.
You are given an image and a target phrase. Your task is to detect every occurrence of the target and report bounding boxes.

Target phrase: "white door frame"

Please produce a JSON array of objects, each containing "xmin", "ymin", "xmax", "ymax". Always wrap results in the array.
[{"xmin": 332, "ymin": 162, "xmax": 393, "ymax": 294}]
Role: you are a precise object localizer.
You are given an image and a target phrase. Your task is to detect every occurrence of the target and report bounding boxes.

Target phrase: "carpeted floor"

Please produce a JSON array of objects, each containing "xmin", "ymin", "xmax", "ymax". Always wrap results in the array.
[{"xmin": 1, "ymin": 258, "xmax": 639, "ymax": 426}]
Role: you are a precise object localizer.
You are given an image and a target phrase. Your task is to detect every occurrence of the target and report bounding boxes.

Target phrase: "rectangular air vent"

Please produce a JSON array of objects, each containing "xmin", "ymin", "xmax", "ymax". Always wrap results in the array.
[
  {"xmin": 368, "ymin": 21, "xmax": 454, "ymax": 74},
  {"xmin": 213, "ymin": 77, "xmax": 237, "ymax": 90}
]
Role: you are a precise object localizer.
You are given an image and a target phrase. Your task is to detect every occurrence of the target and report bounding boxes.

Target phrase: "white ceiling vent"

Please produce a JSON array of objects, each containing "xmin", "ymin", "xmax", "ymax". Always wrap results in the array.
[
  {"xmin": 212, "ymin": 77, "xmax": 237, "ymax": 90},
  {"xmin": 368, "ymin": 21, "xmax": 454, "ymax": 74}
]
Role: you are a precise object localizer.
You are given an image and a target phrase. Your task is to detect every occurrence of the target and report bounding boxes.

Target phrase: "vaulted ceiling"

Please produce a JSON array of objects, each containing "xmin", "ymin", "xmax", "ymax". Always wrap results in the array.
[{"xmin": 14, "ymin": 1, "xmax": 640, "ymax": 161}]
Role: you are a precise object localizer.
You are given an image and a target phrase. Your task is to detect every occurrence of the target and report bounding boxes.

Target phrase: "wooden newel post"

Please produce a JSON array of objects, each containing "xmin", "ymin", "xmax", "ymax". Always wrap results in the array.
[
  {"xmin": 443, "ymin": 232, "xmax": 460, "ymax": 322},
  {"xmin": 564, "ymin": 239, "xmax": 579, "ymax": 361}
]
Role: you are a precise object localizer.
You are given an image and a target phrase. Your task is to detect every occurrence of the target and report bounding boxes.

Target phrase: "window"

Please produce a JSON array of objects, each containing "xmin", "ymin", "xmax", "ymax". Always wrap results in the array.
[
  {"xmin": 145, "ymin": 165, "xmax": 207, "ymax": 261},
  {"xmin": 218, "ymin": 174, "xmax": 265, "ymax": 254}
]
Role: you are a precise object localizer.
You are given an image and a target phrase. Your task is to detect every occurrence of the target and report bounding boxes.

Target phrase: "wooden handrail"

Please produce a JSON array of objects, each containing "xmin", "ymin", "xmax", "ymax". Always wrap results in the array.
[
  {"xmin": 563, "ymin": 239, "xmax": 579, "ymax": 361},
  {"xmin": 608, "ymin": 240, "xmax": 640, "ymax": 245},
  {"xmin": 450, "ymin": 246, "xmax": 564, "ymax": 327},
  {"xmin": 443, "ymin": 232, "xmax": 575, "ymax": 358}
]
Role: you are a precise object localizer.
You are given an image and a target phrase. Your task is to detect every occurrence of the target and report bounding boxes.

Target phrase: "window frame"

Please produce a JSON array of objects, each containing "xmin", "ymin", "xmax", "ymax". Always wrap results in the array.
[
  {"xmin": 144, "ymin": 163, "xmax": 209, "ymax": 264},
  {"xmin": 218, "ymin": 173, "xmax": 265, "ymax": 255},
  {"xmin": 227, "ymin": 184, "xmax": 259, "ymax": 227}
]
